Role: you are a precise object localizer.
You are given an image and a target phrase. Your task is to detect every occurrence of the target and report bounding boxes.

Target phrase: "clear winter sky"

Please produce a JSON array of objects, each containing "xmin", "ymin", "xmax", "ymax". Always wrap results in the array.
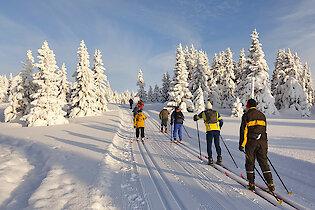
[{"xmin": 0, "ymin": 0, "xmax": 315, "ymax": 93}]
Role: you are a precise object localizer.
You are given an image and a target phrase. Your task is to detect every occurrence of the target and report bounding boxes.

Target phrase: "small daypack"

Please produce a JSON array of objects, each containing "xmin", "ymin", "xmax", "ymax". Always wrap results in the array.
[
  {"xmin": 174, "ymin": 112, "xmax": 183, "ymax": 121},
  {"xmin": 205, "ymin": 110, "xmax": 218, "ymax": 124}
]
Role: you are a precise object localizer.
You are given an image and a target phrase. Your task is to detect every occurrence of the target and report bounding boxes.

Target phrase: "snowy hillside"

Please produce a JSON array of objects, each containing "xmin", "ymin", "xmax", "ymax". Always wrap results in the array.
[{"xmin": 0, "ymin": 103, "xmax": 314, "ymax": 209}]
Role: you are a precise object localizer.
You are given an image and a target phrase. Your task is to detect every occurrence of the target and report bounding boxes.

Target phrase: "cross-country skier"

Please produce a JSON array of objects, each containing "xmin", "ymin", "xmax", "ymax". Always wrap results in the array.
[
  {"xmin": 159, "ymin": 108, "xmax": 170, "ymax": 133},
  {"xmin": 239, "ymin": 99, "xmax": 275, "ymax": 192},
  {"xmin": 129, "ymin": 98, "xmax": 133, "ymax": 109},
  {"xmin": 137, "ymin": 100, "xmax": 144, "ymax": 110},
  {"xmin": 193, "ymin": 102, "xmax": 223, "ymax": 166},
  {"xmin": 134, "ymin": 109, "xmax": 147, "ymax": 141},
  {"xmin": 170, "ymin": 106, "xmax": 184, "ymax": 143}
]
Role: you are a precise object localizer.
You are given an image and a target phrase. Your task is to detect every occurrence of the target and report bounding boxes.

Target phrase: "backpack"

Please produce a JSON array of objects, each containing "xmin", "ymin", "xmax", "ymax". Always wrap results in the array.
[
  {"xmin": 205, "ymin": 110, "xmax": 218, "ymax": 124},
  {"xmin": 174, "ymin": 111, "xmax": 183, "ymax": 121}
]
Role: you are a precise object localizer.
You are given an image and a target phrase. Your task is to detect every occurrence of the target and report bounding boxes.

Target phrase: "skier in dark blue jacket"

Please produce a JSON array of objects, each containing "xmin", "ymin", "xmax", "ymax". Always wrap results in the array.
[{"xmin": 170, "ymin": 106, "xmax": 184, "ymax": 143}]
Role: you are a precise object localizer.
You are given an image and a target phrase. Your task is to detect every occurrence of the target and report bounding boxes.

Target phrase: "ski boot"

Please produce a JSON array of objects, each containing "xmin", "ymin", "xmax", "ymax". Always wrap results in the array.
[
  {"xmin": 216, "ymin": 156, "xmax": 222, "ymax": 166},
  {"xmin": 248, "ymin": 183, "xmax": 255, "ymax": 191},
  {"xmin": 267, "ymin": 183, "xmax": 275, "ymax": 192},
  {"xmin": 208, "ymin": 158, "xmax": 214, "ymax": 166},
  {"xmin": 161, "ymin": 128, "xmax": 163, "ymax": 133},
  {"xmin": 173, "ymin": 138, "xmax": 177, "ymax": 144},
  {"xmin": 165, "ymin": 129, "xmax": 168, "ymax": 134},
  {"xmin": 141, "ymin": 137, "xmax": 144, "ymax": 143}
]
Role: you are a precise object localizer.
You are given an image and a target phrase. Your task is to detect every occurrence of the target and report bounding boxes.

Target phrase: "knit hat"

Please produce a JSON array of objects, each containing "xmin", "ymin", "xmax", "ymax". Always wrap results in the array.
[
  {"xmin": 246, "ymin": 99, "xmax": 257, "ymax": 108},
  {"xmin": 206, "ymin": 102, "xmax": 213, "ymax": 109}
]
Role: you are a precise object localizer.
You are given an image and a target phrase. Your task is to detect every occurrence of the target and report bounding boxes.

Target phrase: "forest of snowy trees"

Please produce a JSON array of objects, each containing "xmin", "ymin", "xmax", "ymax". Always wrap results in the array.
[{"xmin": 0, "ymin": 29, "xmax": 314, "ymax": 127}]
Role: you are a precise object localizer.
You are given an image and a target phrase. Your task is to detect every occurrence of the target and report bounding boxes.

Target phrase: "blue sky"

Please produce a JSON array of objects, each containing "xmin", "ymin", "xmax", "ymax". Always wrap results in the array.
[{"xmin": 1, "ymin": 0, "xmax": 315, "ymax": 92}]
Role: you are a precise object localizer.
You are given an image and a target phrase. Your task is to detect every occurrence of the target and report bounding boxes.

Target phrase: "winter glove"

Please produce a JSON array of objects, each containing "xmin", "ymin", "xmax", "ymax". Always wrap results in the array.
[
  {"xmin": 239, "ymin": 145, "xmax": 244, "ymax": 152},
  {"xmin": 193, "ymin": 115, "xmax": 197, "ymax": 121},
  {"xmin": 134, "ymin": 126, "xmax": 136, "ymax": 128}
]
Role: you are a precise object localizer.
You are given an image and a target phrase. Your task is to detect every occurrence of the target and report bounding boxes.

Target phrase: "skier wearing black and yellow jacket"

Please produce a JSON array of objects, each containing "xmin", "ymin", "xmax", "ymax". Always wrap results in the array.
[{"xmin": 239, "ymin": 99, "xmax": 275, "ymax": 191}]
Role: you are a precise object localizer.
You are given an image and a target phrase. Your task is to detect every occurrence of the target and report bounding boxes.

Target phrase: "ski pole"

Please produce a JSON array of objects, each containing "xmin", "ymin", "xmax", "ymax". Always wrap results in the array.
[
  {"xmin": 267, "ymin": 156, "xmax": 292, "ymax": 194},
  {"xmin": 196, "ymin": 121, "xmax": 202, "ymax": 160},
  {"xmin": 242, "ymin": 151, "xmax": 283, "ymax": 205},
  {"xmin": 171, "ymin": 123, "xmax": 173, "ymax": 140},
  {"xmin": 182, "ymin": 125, "xmax": 192, "ymax": 139},
  {"xmin": 220, "ymin": 135, "xmax": 238, "ymax": 168}
]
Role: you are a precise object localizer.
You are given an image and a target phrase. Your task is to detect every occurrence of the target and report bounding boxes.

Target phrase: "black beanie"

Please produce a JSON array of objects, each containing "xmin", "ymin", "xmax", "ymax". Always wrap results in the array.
[{"xmin": 246, "ymin": 99, "xmax": 257, "ymax": 108}]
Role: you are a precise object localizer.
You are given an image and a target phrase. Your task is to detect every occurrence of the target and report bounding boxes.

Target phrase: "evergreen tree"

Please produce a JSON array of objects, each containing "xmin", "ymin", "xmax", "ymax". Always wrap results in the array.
[
  {"xmin": 237, "ymin": 29, "xmax": 278, "ymax": 115},
  {"xmin": 271, "ymin": 49, "xmax": 286, "ymax": 99},
  {"xmin": 147, "ymin": 85, "xmax": 153, "ymax": 102},
  {"xmin": 231, "ymin": 97, "xmax": 244, "ymax": 117},
  {"xmin": 185, "ymin": 44, "xmax": 197, "ymax": 93},
  {"xmin": 221, "ymin": 48, "xmax": 236, "ymax": 108},
  {"xmin": 0, "ymin": 75, "xmax": 9, "ymax": 102},
  {"xmin": 4, "ymin": 74, "xmax": 22, "ymax": 122},
  {"xmin": 304, "ymin": 63, "xmax": 314, "ymax": 107},
  {"xmin": 189, "ymin": 50, "xmax": 210, "ymax": 106},
  {"xmin": 235, "ymin": 48, "xmax": 247, "ymax": 85},
  {"xmin": 104, "ymin": 81, "xmax": 114, "ymax": 103},
  {"xmin": 69, "ymin": 40, "xmax": 98, "ymax": 118},
  {"xmin": 92, "ymin": 49, "xmax": 108, "ymax": 112},
  {"xmin": 136, "ymin": 69, "xmax": 147, "ymax": 101},
  {"xmin": 161, "ymin": 72, "xmax": 171, "ymax": 102},
  {"xmin": 193, "ymin": 86, "xmax": 205, "ymax": 113},
  {"xmin": 22, "ymin": 41, "xmax": 68, "ymax": 126},
  {"xmin": 5, "ymin": 50, "xmax": 36, "ymax": 122},
  {"xmin": 208, "ymin": 54, "xmax": 221, "ymax": 107},
  {"xmin": 153, "ymin": 84, "xmax": 160, "ymax": 102},
  {"xmin": 167, "ymin": 43, "xmax": 194, "ymax": 112}
]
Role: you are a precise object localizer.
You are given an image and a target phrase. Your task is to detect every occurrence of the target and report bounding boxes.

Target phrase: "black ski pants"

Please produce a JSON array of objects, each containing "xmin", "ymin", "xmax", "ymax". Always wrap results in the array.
[
  {"xmin": 245, "ymin": 138, "xmax": 273, "ymax": 184},
  {"xmin": 136, "ymin": 127, "xmax": 145, "ymax": 138}
]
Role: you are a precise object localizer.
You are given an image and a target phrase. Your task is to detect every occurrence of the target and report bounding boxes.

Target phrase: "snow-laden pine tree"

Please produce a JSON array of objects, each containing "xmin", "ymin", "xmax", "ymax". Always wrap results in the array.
[
  {"xmin": 57, "ymin": 63, "xmax": 69, "ymax": 108},
  {"xmin": 5, "ymin": 50, "xmax": 37, "ymax": 122},
  {"xmin": 136, "ymin": 69, "xmax": 147, "ymax": 101},
  {"xmin": 185, "ymin": 44, "xmax": 197, "ymax": 93},
  {"xmin": 121, "ymin": 90, "xmax": 131, "ymax": 104},
  {"xmin": 113, "ymin": 91, "xmax": 121, "ymax": 103},
  {"xmin": 147, "ymin": 85, "xmax": 153, "ymax": 102},
  {"xmin": 0, "ymin": 75, "xmax": 9, "ymax": 102},
  {"xmin": 271, "ymin": 49, "xmax": 286, "ymax": 99},
  {"xmin": 153, "ymin": 84, "xmax": 160, "ymax": 102},
  {"xmin": 104, "ymin": 81, "xmax": 114, "ymax": 103},
  {"xmin": 220, "ymin": 48, "xmax": 236, "ymax": 108},
  {"xmin": 92, "ymin": 49, "xmax": 108, "ymax": 112},
  {"xmin": 193, "ymin": 86, "xmax": 205, "ymax": 113},
  {"xmin": 22, "ymin": 41, "xmax": 68, "ymax": 126},
  {"xmin": 235, "ymin": 48, "xmax": 247, "ymax": 86},
  {"xmin": 274, "ymin": 49, "xmax": 309, "ymax": 115},
  {"xmin": 304, "ymin": 63, "xmax": 314, "ymax": 107},
  {"xmin": 237, "ymin": 29, "xmax": 278, "ymax": 115},
  {"xmin": 69, "ymin": 40, "xmax": 98, "ymax": 118},
  {"xmin": 167, "ymin": 43, "xmax": 194, "ymax": 112},
  {"xmin": 208, "ymin": 54, "xmax": 221, "ymax": 107},
  {"xmin": 161, "ymin": 72, "xmax": 171, "ymax": 102},
  {"xmin": 189, "ymin": 50, "xmax": 210, "ymax": 106},
  {"xmin": 4, "ymin": 74, "xmax": 22, "ymax": 122},
  {"xmin": 231, "ymin": 97, "xmax": 244, "ymax": 117}
]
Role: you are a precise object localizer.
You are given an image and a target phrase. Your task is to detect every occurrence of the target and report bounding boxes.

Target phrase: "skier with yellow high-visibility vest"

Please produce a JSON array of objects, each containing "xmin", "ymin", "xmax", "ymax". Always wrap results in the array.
[
  {"xmin": 193, "ymin": 102, "xmax": 223, "ymax": 166},
  {"xmin": 239, "ymin": 99, "xmax": 275, "ymax": 192}
]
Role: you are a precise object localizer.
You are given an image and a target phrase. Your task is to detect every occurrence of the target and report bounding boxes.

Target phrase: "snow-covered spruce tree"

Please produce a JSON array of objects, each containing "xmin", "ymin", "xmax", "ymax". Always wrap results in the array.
[
  {"xmin": 274, "ymin": 49, "xmax": 309, "ymax": 115},
  {"xmin": 220, "ymin": 48, "xmax": 236, "ymax": 108},
  {"xmin": 211, "ymin": 52, "xmax": 227, "ymax": 107},
  {"xmin": 237, "ymin": 29, "xmax": 278, "ymax": 115},
  {"xmin": 189, "ymin": 50, "xmax": 210, "ymax": 106},
  {"xmin": 0, "ymin": 75, "xmax": 9, "ymax": 102},
  {"xmin": 22, "ymin": 41, "xmax": 68, "ymax": 126},
  {"xmin": 160, "ymin": 72, "xmax": 171, "ymax": 102},
  {"xmin": 235, "ymin": 48, "xmax": 247, "ymax": 86},
  {"xmin": 193, "ymin": 86, "xmax": 205, "ymax": 113},
  {"xmin": 92, "ymin": 49, "xmax": 108, "ymax": 112},
  {"xmin": 121, "ymin": 90, "xmax": 131, "ymax": 104},
  {"xmin": 271, "ymin": 49, "xmax": 286, "ymax": 99},
  {"xmin": 185, "ymin": 44, "xmax": 197, "ymax": 93},
  {"xmin": 5, "ymin": 50, "xmax": 37, "ymax": 122},
  {"xmin": 231, "ymin": 97, "xmax": 244, "ymax": 117},
  {"xmin": 4, "ymin": 74, "xmax": 22, "ymax": 122},
  {"xmin": 136, "ymin": 69, "xmax": 147, "ymax": 101},
  {"xmin": 207, "ymin": 54, "xmax": 221, "ymax": 107},
  {"xmin": 147, "ymin": 85, "xmax": 153, "ymax": 102},
  {"xmin": 113, "ymin": 91, "xmax": 121, "ymax": 103},
  {"xmin": 104, "ymin": 81, "xmax": 114, "ymax": 103},
  {"xmin": 57, "ymin": 63, "xmax": 69, "ymax": 107},
  {"xmin": 304, "ymin": 63, "xmax": 314, "ymax": 106},
  {"xmin": 167, "ymin": 43, "xmax": 194, "ymax": 112},
  {"xmin": 153, "ymin": 84, "xmax": 160, "ymax": 102},
  {"xmin": 69, "ymin": 40, "xmax": 98, "ymax": 118}
]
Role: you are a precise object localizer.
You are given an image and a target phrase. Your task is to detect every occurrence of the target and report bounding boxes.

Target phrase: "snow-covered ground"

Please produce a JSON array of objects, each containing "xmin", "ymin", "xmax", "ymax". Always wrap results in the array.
[{"xmin": 0, "ymin": 103, "xmax": 314, "ymax": 209}]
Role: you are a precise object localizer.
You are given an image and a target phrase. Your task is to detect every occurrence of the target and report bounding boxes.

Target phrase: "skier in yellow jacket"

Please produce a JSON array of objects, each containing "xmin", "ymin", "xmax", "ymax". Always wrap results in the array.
[{"xmin": 134, "ymin": 110, "xmax": 147, "ymax": 141}]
